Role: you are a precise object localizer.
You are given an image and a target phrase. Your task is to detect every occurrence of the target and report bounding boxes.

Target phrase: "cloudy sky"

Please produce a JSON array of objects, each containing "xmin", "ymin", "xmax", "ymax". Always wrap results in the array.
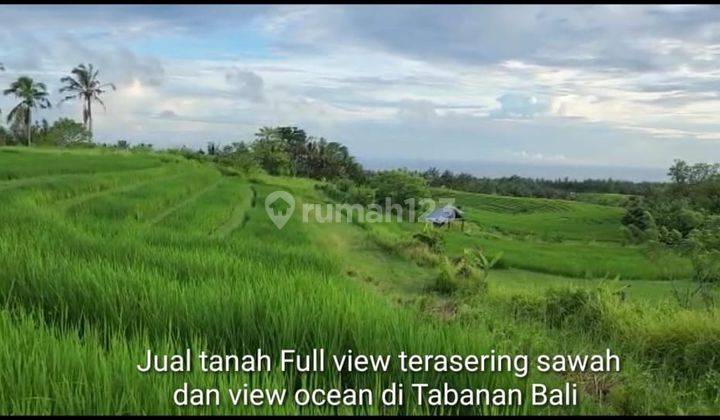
[{"xmin": 2, "ymin": 5, "xmax": 720, "ymax": 179}]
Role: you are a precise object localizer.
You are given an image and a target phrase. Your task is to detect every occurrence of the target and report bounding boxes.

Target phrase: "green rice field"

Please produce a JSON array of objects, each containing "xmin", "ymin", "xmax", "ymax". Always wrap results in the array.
[{"xmin": 0, "ymin": 147, "xmax": 718, "ymax": 415}]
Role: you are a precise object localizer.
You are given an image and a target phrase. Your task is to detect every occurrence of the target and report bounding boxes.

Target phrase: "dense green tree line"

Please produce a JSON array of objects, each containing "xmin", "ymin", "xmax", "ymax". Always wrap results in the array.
[
  {"xmin": 199, "ymin": 126, "xmax": 365, "ymax": 182},
  {"xmin": 622, "ymin": 160, "xmax": 720, "ymax": 291},
  {"xmin": 420, "ymin": 168, "xmax": 656, "ymax": 199},
  {"xmin": 622, "ymin": 159, "xmax": 720, "ymax": 243}
]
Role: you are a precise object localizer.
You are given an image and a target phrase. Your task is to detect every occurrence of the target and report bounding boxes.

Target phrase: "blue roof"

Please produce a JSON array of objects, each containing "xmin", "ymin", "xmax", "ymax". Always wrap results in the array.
[{"xmin": 424, "ymin": 205, "xmax": 463, "ymax": 223}]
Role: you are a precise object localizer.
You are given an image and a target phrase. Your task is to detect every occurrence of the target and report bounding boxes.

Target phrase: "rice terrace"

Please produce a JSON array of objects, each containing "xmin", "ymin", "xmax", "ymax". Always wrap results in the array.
[
  {"xmin": 1, "ymin": 4, "xmax": 720, "ymax": 417},
  {"xmin": 0, "ymin": 143, "xmax": 718, "ymax": 415}
]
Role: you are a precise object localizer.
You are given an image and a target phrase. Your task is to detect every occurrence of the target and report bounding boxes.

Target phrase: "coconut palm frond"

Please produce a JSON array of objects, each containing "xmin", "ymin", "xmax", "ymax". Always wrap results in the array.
[
  {"xmin": 4, "ymin": 76, "xmax": 50, "ymax": 145},
  {"xmin": 94, "ymin": 95, "xmax": 107, "ymax": 111},
  {"xmin": 58, "ymin": 63, "xmax": 115, "ymax": 136},
  {"xmin": 6, "ymin": 103, "xmax": 26, "ymax": 124}
]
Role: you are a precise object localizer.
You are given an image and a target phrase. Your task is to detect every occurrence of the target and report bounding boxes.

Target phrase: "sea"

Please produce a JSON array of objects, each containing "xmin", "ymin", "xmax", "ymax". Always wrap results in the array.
[{"xmin": 359, "ymin": 158, "xmax": 668, "ymax": 182}]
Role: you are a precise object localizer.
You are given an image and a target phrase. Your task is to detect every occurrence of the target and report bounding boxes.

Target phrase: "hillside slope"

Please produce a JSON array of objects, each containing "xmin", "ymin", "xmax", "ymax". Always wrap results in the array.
[{"xmin": 0, "ymin": 148, "xmax": 717, "ymax": 415}]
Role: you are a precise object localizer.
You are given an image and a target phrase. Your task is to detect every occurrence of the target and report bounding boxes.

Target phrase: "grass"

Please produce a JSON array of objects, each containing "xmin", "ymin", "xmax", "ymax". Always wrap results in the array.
[
  {"xmin": 0, "ymin": 146, "xmax": 167, "ymax": 180},
  {"xmin": 0, "ymin": 150, "xmax": 541, "ymax": 415},
  {"xmin": 432, "ymin": 187, "xmax": 626, "ymax": 242},
  {"xmin": 425, "ymin": 187, "xmax": 693, "ymax": 280},
  {"xmin": 489, "ymin": 269, "xmax": 696, "ymax": 303},
  {"xmin": 0, "ymin": 147, "xmax": 717, "ymax": 415},
  {"xmin": 444, "ymin": 232, "xmax": 691, "ymax": 280},
  {"xmin": 574, "ymin": 192, "xmax": 633, "ymax": 207},
  {"xmin": 359, "ymin": 217, "xmax": 691, "ymax": 281}
]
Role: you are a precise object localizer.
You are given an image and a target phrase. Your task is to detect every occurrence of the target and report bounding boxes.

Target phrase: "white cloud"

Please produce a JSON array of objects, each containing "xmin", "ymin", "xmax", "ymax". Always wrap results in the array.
[
  {"xmin": 2, "ymin": 5, "xmax": 720, "ymax": 175},
  {"xmin": 225, "ymin": 68, "xmax": 265, "ymax": 103},
  {"xmin": 490, "ymin": 94, "xmax": 550, "ymax": 119}
]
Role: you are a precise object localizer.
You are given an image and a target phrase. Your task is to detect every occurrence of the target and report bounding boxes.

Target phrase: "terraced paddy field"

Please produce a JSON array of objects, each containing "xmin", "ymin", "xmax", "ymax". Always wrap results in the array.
[
  {"xmin": 431, "ymin": 187, "xmax": 627, "ymax": 242},
  {"xmin": 0, "ymin": 147, "xmax": 718, "ymax": 415},
  {"xmin": 426, "ymin": 187, "xmax": 692, "ymax": 280}
]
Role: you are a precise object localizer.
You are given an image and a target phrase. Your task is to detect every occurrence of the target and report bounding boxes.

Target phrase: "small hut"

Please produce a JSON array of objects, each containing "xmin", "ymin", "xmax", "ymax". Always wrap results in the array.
[{"xmin": 424, "ymin": 204, "xmax": 464, "ymax": 229}]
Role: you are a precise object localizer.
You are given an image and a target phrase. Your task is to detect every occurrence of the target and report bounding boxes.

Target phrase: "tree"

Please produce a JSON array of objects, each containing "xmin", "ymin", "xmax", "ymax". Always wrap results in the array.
[
  {"xmin": 3, "ymin": 76, "xmax": 51, "ymax": 146},
  {"xmin": 621, "ymin": 197, "xmax": 651, "ymax": 231},
  {"xmin": 207, "ymin": 141, "xmax": 218, "ymax": 156},
  {"xmin": 251, "ymin": 129, "xmax": 292, "ymax": 175},
  {"xmin": 59, "ymin": 63, "xmax": 115, "ymax": 137},
  {"xmin": 307, "ymin": 138, "xmax": 353, "ymax": 179},
  {"xmin": 45, "ymin": 118, "xmax": 92, "ymax": 146},
  {"xmin": 214, "ymin": 141, "xmax": 260, "ymax": 176},
  {"xmin": 668, "ymin": 159, "xmax": 690, "ymax": 185},
  {"xmin": 254, "ymin": 127, "xmax": 309, "ymax": 176},
  {"xmin": 370, "ymin": 169, "xmax": 430, "ymax": 219},
  {"xmin": 274, "ymin": 127, "xmax": 310, "ymax": 175},
  {"xmin": 422, "ymin": 167, "xmax": 441, "ymax": 184},
  {"xmin": 250, "ymin": 126, "xmax": 364, "ymax": 181},
  {"xmin": 0, "ymin": 126, "xmax": 10, "ymax": 146}
]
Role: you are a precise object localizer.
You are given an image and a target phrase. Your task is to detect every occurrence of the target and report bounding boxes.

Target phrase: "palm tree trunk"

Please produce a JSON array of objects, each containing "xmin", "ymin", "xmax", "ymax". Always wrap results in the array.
[
  {"xmin": 26, "ymin": 109, "xmax": 31, "ymax": 147},
  {"xmin": 87, "ymin": 99, "xmax": 93, "ymax": 138}
]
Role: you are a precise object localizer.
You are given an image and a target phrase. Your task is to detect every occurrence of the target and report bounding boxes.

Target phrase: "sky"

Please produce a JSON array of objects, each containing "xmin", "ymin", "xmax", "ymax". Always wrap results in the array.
[{"xmin": 2, "ymin": 5, "xmax": 720, "ymax": 180}]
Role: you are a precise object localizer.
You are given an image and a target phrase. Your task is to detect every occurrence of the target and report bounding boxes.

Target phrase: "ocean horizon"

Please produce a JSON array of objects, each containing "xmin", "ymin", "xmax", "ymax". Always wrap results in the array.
[{"xmin": 359, "ymin": 158, "xmax": 669, "ymax": 183}]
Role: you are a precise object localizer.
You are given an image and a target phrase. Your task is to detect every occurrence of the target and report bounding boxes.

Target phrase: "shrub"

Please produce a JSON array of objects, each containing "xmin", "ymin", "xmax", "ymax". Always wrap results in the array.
[
  {"xmin": 432, "ymin": 258, "xmax": 460, "ymax": 294},
  {"xmin": 365, "ymin": 227, "xmax": 408, "ymax": 253},
  {"xmin": 412, "ymin": 226, "xmax": 444, "ymax": 254},
  {"xmin": 370, "ymin": 170, "xmax": 430, "ymax": 220},
  {"xmin": 685, "ymin": 216, "xmax": 720, "ymax": 252},
  {"xmin": 622, "ymin": 197, "xmax": 650, "ymax": 230},
  {"xmin": 508, "ymin": 293, "xmax": 545, "ymax": 320},
  {"xmin": 543, "ymin": 287, "xmax": 602, "ymax": 329},
  {"xmin": 658, "ymin": 226, "xmax": 683, "ymax": 246},
  {"xmin": 640, "ymin": 310, "xmax": 720, "ymax": 378},
  {"xmin": 689, "ymin": 250, "xmax": 720, "ymax": 308},
  {"xmin": 513, "ymin": 284, "xmax": 628, "ymax": 339},
  {"xmin": 318, "ymin": 180, "xmax": 376, "ymax": 207},
  {"xmin": 32, "ymin": 118, "xmax": 92, "ymax": 146},
  {"xmin": 215, "ymin": 151, "xmax": 260, "ymax": 176},
  {"xmin": 692, "ymin": 250, "xmax": 720, "ymax": 285},
  {"xmin": 348, "ymin": 185, "xmax": 375, "ymax": 206},
  {"xmin": 430, "ymin": 248, "xmax": 501, "ymax": 296},
  {"xmin": 405, "ymin": 244, "xmax": 441, "ymax": 267}
]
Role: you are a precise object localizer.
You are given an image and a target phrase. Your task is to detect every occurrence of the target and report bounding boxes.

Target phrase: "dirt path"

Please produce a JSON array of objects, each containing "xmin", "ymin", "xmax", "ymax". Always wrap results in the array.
[
  {"xmin": 53, "ymin": 173, "xmax": 183, "ymax": 212},
  {"xmin": 149, "ymin": 178, "xmax": 224, "ymax": 226},
  {"xmin": 211, "ymin": 183, "xmax": 255, "ymax": 239}
]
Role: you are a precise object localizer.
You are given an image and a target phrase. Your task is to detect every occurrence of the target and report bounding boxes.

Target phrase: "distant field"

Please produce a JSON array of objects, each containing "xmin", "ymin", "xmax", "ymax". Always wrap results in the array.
[
  {"xmin": 429, "ymin": 186, "xmax": 692, "ymax": 280},
  {"xmin": 444, "ymin": 232, "xmax": 692, "ymax": 280},
  {"xmin": 574, "ymin": 192, "xmax": 633, "ymax": 207},
  {"xmin": 432, "ymin": 188, "xmax": 574, "ymax": 213},
  {"xmin": 432, "ymin": 188, "xmax": 627, "ymax": 242},
  {"xmin": 489, "ymin": 269, "xmax": 696, "ymax": 302},
  {"xmin": 370, "ymin": 189, "xmax": 692, "ymax": 281},
  {"xmin": 0, "ymin": 146, "xmax": 166, "ymax": 180}
]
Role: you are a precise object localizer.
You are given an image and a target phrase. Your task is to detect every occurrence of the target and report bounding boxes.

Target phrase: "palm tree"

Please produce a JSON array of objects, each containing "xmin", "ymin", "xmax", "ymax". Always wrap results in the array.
[
  {"xmin": 59, "ymin": 64, "xmax": 115, "ymax": 137},
  {"xmin": 3, "ymin": 76, "xmax": 51, "ymax": 146},
  {"xmin": 0, "ymin": 63, "xmax": 5, "ymax": 113},
  {"xmin": 0, "ymin": 64, "xmax": 4, "ymax": 116}
]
